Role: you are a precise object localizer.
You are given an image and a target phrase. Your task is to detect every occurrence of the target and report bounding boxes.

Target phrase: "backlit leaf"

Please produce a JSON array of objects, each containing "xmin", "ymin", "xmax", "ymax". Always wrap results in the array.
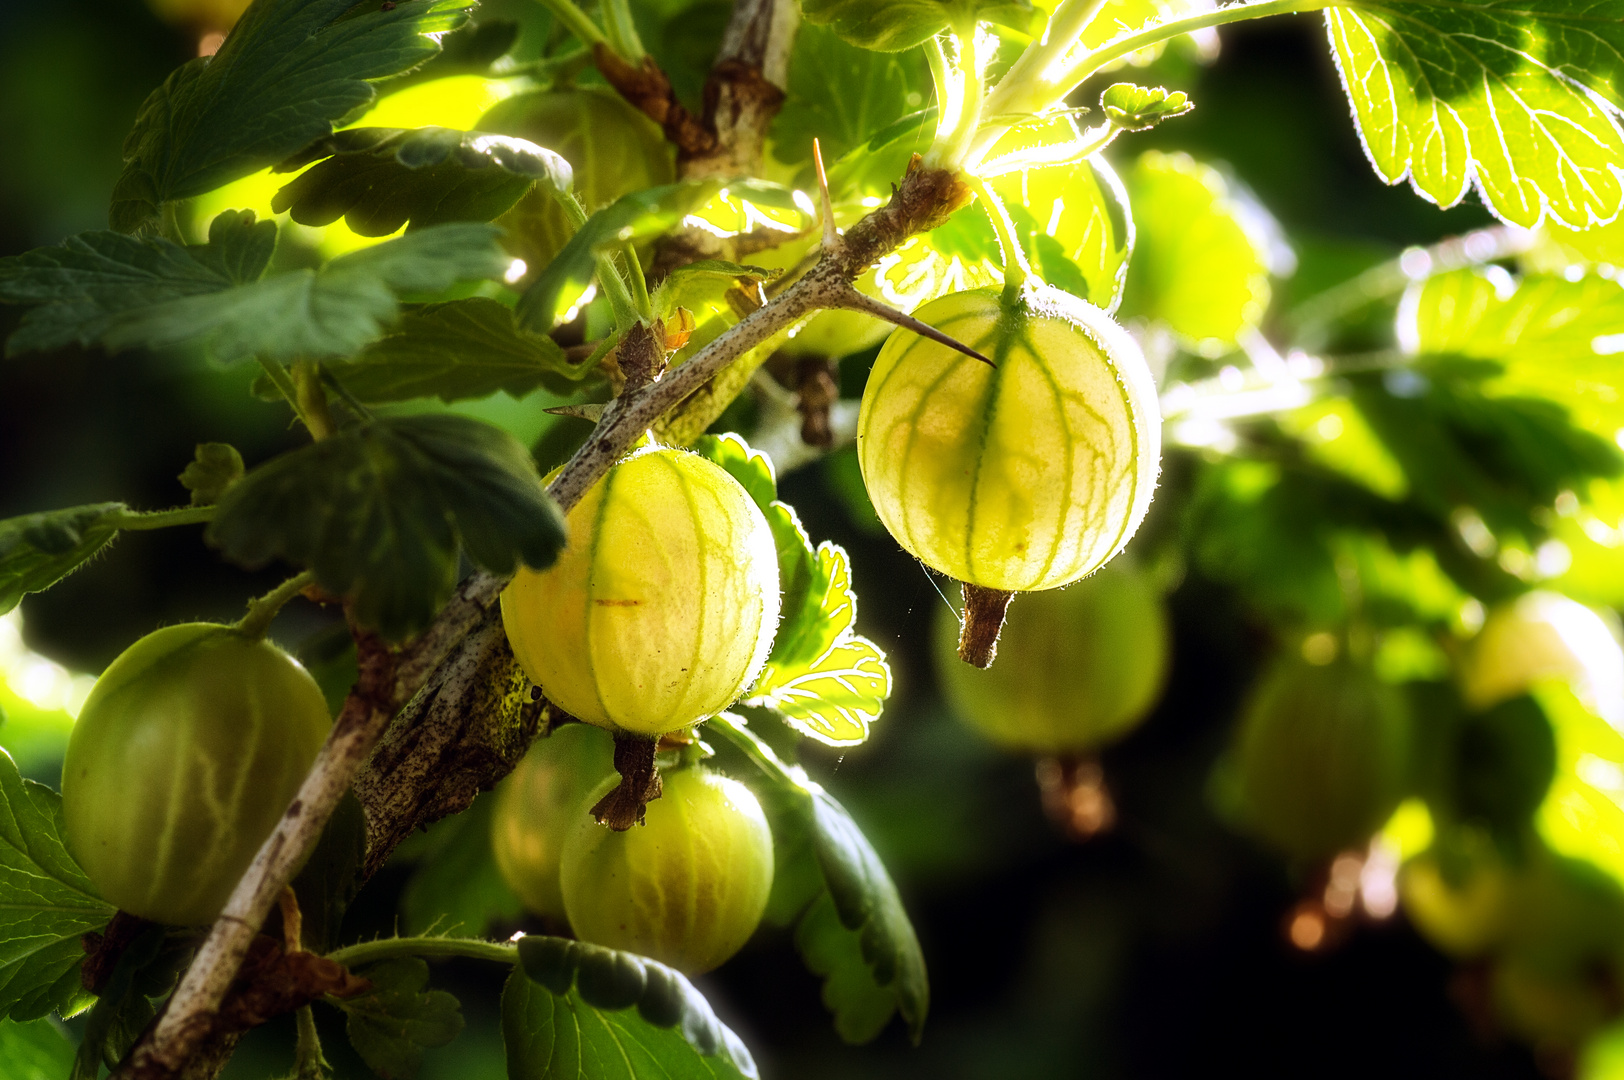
[
  {"xmin": 112, "ymin": 0, "xmax": 474, "ymax": 232},
  {"xmin": 799, "ymin": 0, "xmax": 1031, "ymax": 51},
  {"xmin": 748, "ymin": 635, "xmax": 891, "ymax": 746},
  {"xmin": 1325, "ymin": 1, "xmax": 1624, "ymax": 228},
  {"xmin": 771, "ymin": 25, "xmax": 930, "ymax": 168}
]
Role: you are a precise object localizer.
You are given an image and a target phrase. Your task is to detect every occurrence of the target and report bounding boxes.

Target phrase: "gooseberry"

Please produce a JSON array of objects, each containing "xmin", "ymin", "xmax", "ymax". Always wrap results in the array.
[
  {"xmin": 490, "ymin": 723, "xmax": 617, "ymax": 926},
  {"xmin": 1227, "ymin": 653, "xmax": 1410, "ymax": 861},
  {"xmin": 500, "ymin": 446, "xmax": 780, "ymax": 737},
  {"xmin": 478, "ymin": 88, "xmax": 674, "ymax": 277},
  {"xmin": 856, "ymin": 285, "xmax": 1160, "ymax": 594},
  {"xmin": 933, "ymin": 558, "xmax": 1169, "ymax": 753},
  {"xmin": 1460, "ymin": 590, "xmax": 1624, "ymax": 725},
  {"xmin": 559, "ymin": 766, "xmax": 774, "ymax": 974},
  {"xmin": 61, "ymin": 624, "xmax": 331, "ymax": 926}
]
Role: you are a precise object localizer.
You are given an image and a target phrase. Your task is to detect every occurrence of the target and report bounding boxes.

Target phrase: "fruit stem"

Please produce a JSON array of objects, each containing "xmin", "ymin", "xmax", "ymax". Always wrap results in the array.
[
  {"xmin": 958, "ymin": 583, "xmax": 1014, "ymax": 668},
  {"xmin": 291, "ymin": 360, "xmax": 337, "ymax": 441},
  {"xmin": 966, "ymin": 174, "xmax": 1029, "ymax": 296},
  {"xmin": 528, "ymin": 0, "xmax": 611, "ymax": 52},
  {"xmin": 234, "ymin": 570, "xmax": 316, "ymax": 641},
  {"xmin": 293, "ymin": 1005, "xmax": 328, "ymax": 1080},
  {"xmin": 278, "ymin": 887, "xmax": 304, "ymax": 954},
  {"xmin": 591, "ymin": 733, "xmax": 664, "ymax": 830}
]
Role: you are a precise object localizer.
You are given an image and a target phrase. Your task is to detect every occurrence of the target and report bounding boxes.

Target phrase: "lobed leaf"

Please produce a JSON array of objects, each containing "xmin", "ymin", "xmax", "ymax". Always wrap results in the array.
[
  {"xmin": 341, "ymin": 957, "xmax": 464, "ymax": 1080},
  {"xmin": 770, "ymin": 25, "xmax": 930, "ymax": 168},
  {"xmin": 0, "ymin": 748, "xmax": 115, "ymax": 1022},
  {"xmin": 271, "ymin": 126, "xmax": 572, "ymax": 237},
  {"xmin": 506, "ymin": 939, "xmax": 757, "ymax": 1079},
  {"xmin": 1325, "ymin": 0, "xmax": 1624, "ymax": 228},
  {"xmin": 693, "ymin": 435, "xmax": 891, "ymax": 746},
  {"xmin": 334, "ymin": 298, "xmax": 595, "ymax": 405},
  {"xmin": 112, "ymin": 0, "xmax": 474, "ymax": 232},
  {"xmin": 0, "ymin": 210, "xmax": 275, "ymax": 357},
  {"xmin": 710, "ymin": 715, "xmax": 928, "ymax": 1044},
  {"xmin": 798, "ymin": 0, "xmax": 1031, "ymax": 51},
  {"xmin": 1402, "ymin": 267, "xmax": 1624, "ymax": 437},
  {"xmin": 177, "ymin": 443, "xmax": 245, "ymax": 507},
  {"xmin": 207, "ymin": 414, "xmax": 566, "ymax": 640},
  {"xmin": 1101, "ymin": 82, "xmax": 1193, "ymax": 130},
  {"xmin": 0, "ymin": 504, "xmax": 128, "ymax": 617}
]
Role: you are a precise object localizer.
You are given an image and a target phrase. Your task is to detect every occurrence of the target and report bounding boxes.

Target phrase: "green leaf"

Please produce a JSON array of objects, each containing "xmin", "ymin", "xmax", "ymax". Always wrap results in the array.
[
  {"xmin": 1402, "ymin": 267, "xmax": 1624, "ymax": 438},
  {"xmin": 112, "ymin": 0, "xmax": 474, "ymax": 232},
  {"xmin": 0, "ymin": 210, "xmax": 275, "ymax": 357},
  {"xmin": 1101, "ymin": 82, "xmax": 1193, "ymax": 130},
  {"xmin": 207, "ymin": 414, "xmax": 566, "ymax": 640},
  {"xmin": 770, "ymin": 25, "xmax": 930, "ymax": 168},
  {"xmin": 651, "ymin": 262, "xmax": 778, "ymax": 324},
  {"xmin": 0, "ymin": 1018, "xmax": 74, "ymax": 1080},
  {"xmin": 0, "ymin": 504, "xmax": 128, "ymax": 617},
  {"xmin": 101, "ymin": 225, "xmax": 509, "ymax": 363},
  {"xmin": 72, "ymin": 925, "xmax": 191, "ymax": 1077},
  {"xmin": 748, "ymin": 635, "xmax": 891, "ymax": 746},
  {"xmin": 333, "ymin": 298, "xmax": 593, "ymax": 405},
  {"xmin": 710, "ymin": 715, "xmax": 927, "ymax": 1044},
  {"xmin": 692, "ymin": 435, "xmax": 892, "ymax": 746},
  {"xmin": 178, "ymin": 443, "xmax": 245, "ymax": 507},
  {"xmin": 383, "ymin": 17, "xmax": 521, "ymax": 90},
  {"xmin": 271, "ymin": 127, "xmax": 573, "ymax": 238},
  {"xmin": 798, "ymin": 0, "xmax": 1031, "ymax": 51},
  {"xmin": 400, "ymin": 794, "xmax": 522, "ymax": 938},
  {"xmin": 517, "ymin": 182, "xmax": 722, "ymax": 331},
  {"xmin": 0, "ymin": 747, "xmax": 115, "ymax": 1021},
  {"xmin": 506, "ymin": 939, "xmax": 757, "ymax": 1079},
  {"xmin": 341, "ymin": 958, "xmax": 464, "ymax": 1080},
  {"xmin": 1, "ymin": 219, "xmax": 506, "ymax": 364},
  {"xmin": 1325, "ymin": 0, "xmax": 1624, "ymax": 228},
  {"xmin": 1121, "ymin": 149, "xmax": 1279, "ymax": 347}
]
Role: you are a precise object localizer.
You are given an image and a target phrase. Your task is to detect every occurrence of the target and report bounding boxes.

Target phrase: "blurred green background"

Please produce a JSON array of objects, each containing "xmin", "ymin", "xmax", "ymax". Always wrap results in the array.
[{"xmin": 0, "ymin": 1, "xmax": 1563, "ymax": 1077}]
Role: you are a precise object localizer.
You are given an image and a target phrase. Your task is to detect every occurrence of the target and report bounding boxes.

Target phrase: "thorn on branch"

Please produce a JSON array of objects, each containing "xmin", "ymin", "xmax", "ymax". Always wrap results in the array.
[
  {"xmin": 831, "ymin": 283, "xmax": 995, "ymax": 367},
  {"xmin": 591, "ymin": 733, "xmax": 663, "ymax": 830}
]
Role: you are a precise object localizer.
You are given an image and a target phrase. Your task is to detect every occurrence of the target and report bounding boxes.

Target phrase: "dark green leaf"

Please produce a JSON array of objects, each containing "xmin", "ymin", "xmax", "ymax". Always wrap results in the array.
[
  {"xmin": 1451, "ymin": 694, "xmax": 1558, "ymax": 835},
  {"xmin": 178, "ymin": 443, "xmax": 245, "ymax": 507},
  {"xmin": 0, "ymin": 210, "xmax": 275, "ymax": 357},
  {"xmin": 506, "ymin": 940, "xmax": 757, "ymax": 1079},
  {"xmin": 709, "ymin": 716, "xmax": 927, "ymax": 1044},
  {"xmin": 517, "ymin": 182, "xmax": 721, "ymax": 331},
  {"xmin": 1, "ymin": 220, "xmax": 506, "ymax": 364},
  {"xmin": 0, "ymin": 1017, "xmax": 74, "ymax": 1080},
  {"xmin": 73, "ymin": 925, "xmax": 192, "ymax": 1077},
  {"xmin": 799, "ymin": 0, "xmax": 1030, "ymax": 51},
  {"xmin": 383, "ymin": 17, "xmax": 521, "ymax": 90},
  {"xmin": 112, "ymin": 0, "xmax": 474, "ymax": 232},
  {"xmin": 207, "ymin": 414, "xmax": 566, "ymax": 640},
  {"xmin": 1326, "ymin": 0, "xmax": 1624, "ymax": 228},
  {"xmin": 335, "ymin": 298, "xmax": 594, "ymax": 404},
  {"xmin": 770, "ymin": 25, "xmax": 929, "ymax": 168},
  {"xmin": 1404, "ymin": 267, "xmax": 1624, "ymax": 438},
  {"xmin": 824, "ymin": 108, "xmax": 935, "ymax": 203},
  {"xmin": 341, "ymin": 958, "xmax": 464, "ymax": 1080},
  {"xmin": 0, "ymin": 504, "xmax": 128, "ymax": 617},
  {"xmin": 0, "ymin": 748, "xmax": 115, "ymax": 1021},
  {"xmin": 399, "ymin": 794, "xmax": 522, "ymax": 938},
  {"xmin": 1101, "ymin": 82, "xmax": 1193, "ymax": 130},
  {"xmin": 271, "ymin": 127, "xmax": 572, "ymax": 237}
]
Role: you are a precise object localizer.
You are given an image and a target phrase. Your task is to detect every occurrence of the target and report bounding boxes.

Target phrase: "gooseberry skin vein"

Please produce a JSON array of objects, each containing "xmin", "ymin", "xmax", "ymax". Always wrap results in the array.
[{"xmin": 858, "ymin": 286, "xmax": 1161, "ymax": 593}]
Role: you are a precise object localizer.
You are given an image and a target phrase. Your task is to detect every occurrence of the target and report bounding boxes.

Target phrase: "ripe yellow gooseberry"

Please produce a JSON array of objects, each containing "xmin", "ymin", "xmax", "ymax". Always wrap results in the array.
[
  {"xmin": 1460, "ymin": 591, "xmax": 1624, "ymax": 726},
  {"xmin": 934, "ymin": 558, "xmax": 1169, "ymax": 753},
  {"xmin": 560, "ymin": 767, "xmax": 774, "ymax": 974},
  {"xmin": 61, "ymin": 624, "xmax": 330, "ymax": 926},
  {"xmin": 856, "ymin": 285, "xmax": 1161, "ymax": 593},
  {"xmin": 491, "ymin": 723, "xmax": 617, "ymax": 925},
  {"xmin": 501, "ymin": 447, "xmax": 780, "ymax": 737},
  {"xmin": 1228, "ymin": 653, "xmax": 1410, "ymax": 861}
]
